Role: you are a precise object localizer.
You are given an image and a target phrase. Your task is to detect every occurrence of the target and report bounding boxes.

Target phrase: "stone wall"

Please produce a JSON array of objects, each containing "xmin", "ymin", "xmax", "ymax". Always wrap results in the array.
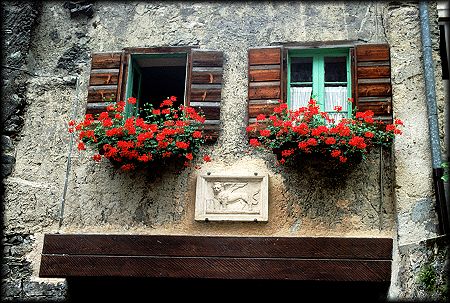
[
  {"xmin": 1, "ymin": 1, "xmax": 67, "ymax": 301},
  {"xmin": 1, "ymin": 1, "xmax": 447, "ymax": 301},
  {"xmin": 396, "ymin": 236, "xmax": 448, "ymax": 302}
]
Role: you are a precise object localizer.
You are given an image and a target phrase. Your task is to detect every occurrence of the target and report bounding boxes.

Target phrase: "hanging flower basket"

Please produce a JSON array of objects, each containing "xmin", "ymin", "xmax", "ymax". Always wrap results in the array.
[
  {"xmin": 69, "ymin": 96, "xmax": 211, "ymax": 171},
  {"xmin": 246, "ymin": 98, "xmax": 403, "ymax": 170}
]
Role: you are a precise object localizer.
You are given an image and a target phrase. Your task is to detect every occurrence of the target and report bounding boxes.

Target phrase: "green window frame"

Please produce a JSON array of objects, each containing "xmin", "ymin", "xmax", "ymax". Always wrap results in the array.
[
  {"xmin": 287, "ymin": 48, "xmax": 352, "ymax": 118},
  {"xmin": 124, "ymin": 52, "xmax": 188, "ymax": 117}
]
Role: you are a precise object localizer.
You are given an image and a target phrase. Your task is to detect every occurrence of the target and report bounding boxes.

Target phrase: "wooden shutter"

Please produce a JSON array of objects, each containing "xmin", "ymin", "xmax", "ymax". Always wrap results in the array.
[
  {"xmin": 247, "ymin": 47, "xmax": 283, "ymax": 136},
  {"xmin": 189, "ymin": 49, "xmax": 224, "ymax": 141},
  {"xmin": 353, "ymin": 44, "xmax": 393, "ymax": 122},
  {"xmin": 86, "ymin": 52, "xmax": 123, "ymax": 115}
]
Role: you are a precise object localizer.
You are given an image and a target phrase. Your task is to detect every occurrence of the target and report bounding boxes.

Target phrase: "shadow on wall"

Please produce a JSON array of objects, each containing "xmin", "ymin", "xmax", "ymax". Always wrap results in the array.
[{"xmin": 66, "ymin": 278, "xmax": 391, "ymax": 302}]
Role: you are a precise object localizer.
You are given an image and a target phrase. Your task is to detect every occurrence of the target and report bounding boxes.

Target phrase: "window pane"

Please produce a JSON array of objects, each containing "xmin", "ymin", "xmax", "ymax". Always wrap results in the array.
[
  {"xmin": 324, "ymin": 86, "xmax": 348, "ymax": 112},
  {"xmin": 291, "ymin": 57, "xmax": 313, "ymax": 82},
  {"xmin": 324, "ymin": 57, "xmax": 347, "ymax": 82},
  {"xmin": 290, "ymin": 86, "xmax": 312, "ymax": 110}
]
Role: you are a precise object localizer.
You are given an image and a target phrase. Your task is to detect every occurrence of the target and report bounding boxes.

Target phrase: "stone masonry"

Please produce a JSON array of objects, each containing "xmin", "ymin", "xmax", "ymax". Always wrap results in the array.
[{"xmin": 1, "ymin": 1, "xmax": 448, "ymax": 301}]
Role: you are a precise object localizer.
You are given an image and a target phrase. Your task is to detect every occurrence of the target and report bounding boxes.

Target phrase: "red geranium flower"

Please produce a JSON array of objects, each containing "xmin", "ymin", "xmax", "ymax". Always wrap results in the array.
[
  {"xmin": 246, "ymin": 96, "xmax": 403, "ymax": 167},
  {"xmin": 70, "ymin": 95, "xmax": 207, "ymax": 171},
  {"xmin": 249, "ymin": 138, "xmax": 260, "ymax": 147},
  {"xmin": 93, "ymin": 154, "xmax": 101, "ymax": 162}
]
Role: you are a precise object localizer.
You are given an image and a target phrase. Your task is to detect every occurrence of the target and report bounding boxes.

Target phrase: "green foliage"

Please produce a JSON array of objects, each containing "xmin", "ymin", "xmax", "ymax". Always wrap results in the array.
[
  {"xmin": 418, "ymin": 264, "xmax": 437, "ymax": 292},
  {"xmin": 417, "ymin": 263, "xmax": 448, "ymax": 300}
]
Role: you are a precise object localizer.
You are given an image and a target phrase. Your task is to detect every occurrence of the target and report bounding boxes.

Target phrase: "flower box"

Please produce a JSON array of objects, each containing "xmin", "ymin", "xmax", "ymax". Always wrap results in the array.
[
  {"xmin": 247, "ymin": 98, "xmax": 403, "ymax": 170},
  {"xmin": 69, "ymin": 96, "xmax": 211, "ymax": 172}
]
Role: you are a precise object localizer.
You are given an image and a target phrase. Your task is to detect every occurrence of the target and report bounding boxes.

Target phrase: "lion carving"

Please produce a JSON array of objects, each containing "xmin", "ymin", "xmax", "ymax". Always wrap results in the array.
[{"xmin": 210, "ymin": 181, "xmax": 260, "ymax": 211}]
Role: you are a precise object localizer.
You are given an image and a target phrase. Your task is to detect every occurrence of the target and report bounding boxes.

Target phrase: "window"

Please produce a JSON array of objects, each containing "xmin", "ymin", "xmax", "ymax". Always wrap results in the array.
[
  {"xmin": 125, "ymin": 53, "xmax": 188, "ymax": 118},
  {"xmin": 86, "ymin": 47, "xmax": 224, "ymax": 140},
  {"xmin": 287, "ymin": 48, "xmax": 351, "ymax": 122},
  {"xmin": 247, "ymin": 43, "xmax": 393, "ymax": 135}
]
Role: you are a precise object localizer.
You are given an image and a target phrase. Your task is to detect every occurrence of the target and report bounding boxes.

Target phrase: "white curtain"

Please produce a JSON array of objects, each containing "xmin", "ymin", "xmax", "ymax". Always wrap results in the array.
[
  {"xmin": 324, "ymin": 86, "xmax": 348, "ymax": 123},
  {"xmin": 290, "ymin": 87, "xmax": 312, "ymax": 110}
]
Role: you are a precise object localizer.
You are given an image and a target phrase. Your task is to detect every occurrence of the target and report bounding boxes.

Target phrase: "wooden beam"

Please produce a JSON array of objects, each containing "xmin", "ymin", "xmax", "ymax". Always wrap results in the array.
[
  {"xmin": 40, "ymin": 255, "xmax": 391, "ymax": 282},
  {"xmin": 39, "ymin": 234, "xmax": 393, "ymax": 282}
]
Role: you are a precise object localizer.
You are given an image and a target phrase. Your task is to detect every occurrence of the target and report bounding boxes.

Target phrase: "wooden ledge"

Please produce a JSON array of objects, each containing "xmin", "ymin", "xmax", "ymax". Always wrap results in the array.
[{"xmin": 39, "ymin": 234, "xmax": 393, "ymax": 282}]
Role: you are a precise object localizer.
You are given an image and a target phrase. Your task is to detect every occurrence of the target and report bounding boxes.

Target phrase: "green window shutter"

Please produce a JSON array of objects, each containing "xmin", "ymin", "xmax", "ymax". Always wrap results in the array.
[
  {"xmin": 247, "ymin": 46, "xmax": 284, "ymax": 137},
  {"xmin": 86, "ymin": 51, "xmax": 123, "ymax": 116},
  {"xmin": 353, "ymin": 44, "xmax": 393, "ymax": 122},
  {"xmin": 189, "ymin": 49, "xmax": 224, "ymax": 141}
]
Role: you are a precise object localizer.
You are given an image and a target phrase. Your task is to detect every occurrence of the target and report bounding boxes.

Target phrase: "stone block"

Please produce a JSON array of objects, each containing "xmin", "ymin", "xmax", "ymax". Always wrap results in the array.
[{"xmin": 195, "ymin": 173, "xmax": 268, "ymax": 222}]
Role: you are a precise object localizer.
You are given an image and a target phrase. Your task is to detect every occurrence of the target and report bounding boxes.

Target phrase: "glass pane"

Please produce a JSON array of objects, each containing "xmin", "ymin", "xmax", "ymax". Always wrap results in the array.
[
  {"xmin": 290, "ymin": 86, "xmax": 312, "ymax": 110},
  {"xmin": 324, "ymin": 86, "xmax": 348, "ymax": 112},
  {"xmin": 291, "ymin": 57, "xmax": 313, "ymax": 82},
  {"xmin": 324, "ymin": 57, "xmax": 347, "ymax": 82}
]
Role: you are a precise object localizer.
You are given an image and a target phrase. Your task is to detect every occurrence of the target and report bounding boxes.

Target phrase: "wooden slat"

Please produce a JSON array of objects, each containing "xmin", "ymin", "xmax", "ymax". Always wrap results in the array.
[
  {"xmin": 190, "ymin": 86, "xmax": 222, "ymax": 102},
  {"xmin": 248, "ymin": 103, "xmax": 277, "ymax": 118},
  {"xmin": 192, "ymin": 106, "xmax": 220, "ymax": 120},
  {"xmin": 41, "ymin": 234, "xmax": 393, "ymax": 259},
  {"xmin": 357, "ymin": 83, "xmax": 392, "ymax": 97},
  {"xmin": 39, "ymin": 255, "xmax": 391, "ymax": 282},
  {"xmin": 356, "ymin": 100, "xmax": 391, "ymax": 115},
  {"xmin": 202, "ymin": 124, "xmax": 220, "ymax": 141},
  {"xmin": 357, "ymin": 66, "xmax": 390, "ymax": 79},
  {"xmin": 248, "ymin": 85, "xmax": 281, "ymax": 100},
  {"xmin": 249, "ymin": 69, "xmax": 281, "ymax": 82},
  {"xmin": 89, "ymin": 70, "xmax": 119, "ymax": 86},
  {"xmin": 355, "ymin": 44, "xmax": 390, "ymax": 62},
  {"xmin": 191, "ymin": 50, "xmax": 224, "ymax": 67},
  {"xmin": 85, "ymin": 102, "xmax": 110, "ymax": 115},
  {"xmin": 91, "ymin": 52, "xmax": 122, "ymax": 69},
  {"xmin": 191, "ymin": 68, "xmax": 223, "ymax": 84},
  {"xmin": 247, "ymin": 121, "xmax": 270, "ymax": 138},
  {"xmin": 39, "ymin": 235, "xmax": 392, "ymax": 282},
  {"xmin": 249, "ymin": 48, "xmax": 281, "ymax": 65},
  {"xmin": 87, "ymin": 86, "xmax": 118, "ymax": 103}
]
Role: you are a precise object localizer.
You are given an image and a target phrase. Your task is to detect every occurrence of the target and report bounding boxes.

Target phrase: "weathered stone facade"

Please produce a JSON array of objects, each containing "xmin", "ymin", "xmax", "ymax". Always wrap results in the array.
[{"xmin": 1, "ymin": 1, "xmax": 448, "ymax": 301}]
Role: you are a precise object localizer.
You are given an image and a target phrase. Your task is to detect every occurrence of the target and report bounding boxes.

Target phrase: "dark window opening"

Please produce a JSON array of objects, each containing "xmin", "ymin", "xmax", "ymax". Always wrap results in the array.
[
  {"xmin": 440, "ymin": 25, "xmax": 449, "ymax": 80},
  {"xmin": 127, "ymin": 54, "xmax": 187, "ymax": 118}
]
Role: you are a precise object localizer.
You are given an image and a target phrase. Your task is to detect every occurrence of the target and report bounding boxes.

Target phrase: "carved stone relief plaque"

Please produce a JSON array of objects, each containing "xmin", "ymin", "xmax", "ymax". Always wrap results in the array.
[{"xmin": 195, "ymin": 173, "xmax": 268, "ymax": 222}]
